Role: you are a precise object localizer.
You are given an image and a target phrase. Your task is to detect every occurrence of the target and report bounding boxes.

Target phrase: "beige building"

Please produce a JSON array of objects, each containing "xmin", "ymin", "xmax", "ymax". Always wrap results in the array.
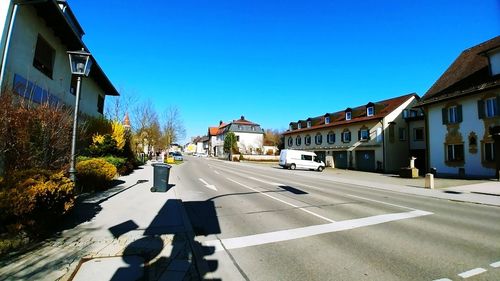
[{"xmin": 284, "ymin": 93, "xmax": 418, "ymax": 172}]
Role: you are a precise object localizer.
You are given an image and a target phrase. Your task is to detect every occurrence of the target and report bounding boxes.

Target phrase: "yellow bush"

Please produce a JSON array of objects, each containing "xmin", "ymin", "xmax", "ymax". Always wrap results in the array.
[
  {"xmin": 111, "ymin": 121, "xmax": 126, "ymax": 150},
  {"xmin": 76, "ymin": 158, "xmax": 117, "ymax": 191},
  {"xmin": 92, "ymin": 133, "xmax": 105, "ymax": 145},
  {"xmin": 0, "ymin": 170, "xmax": 75, "ymax": 229}
]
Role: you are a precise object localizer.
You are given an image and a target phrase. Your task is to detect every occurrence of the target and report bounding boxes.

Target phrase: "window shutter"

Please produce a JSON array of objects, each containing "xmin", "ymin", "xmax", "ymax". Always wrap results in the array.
[
  {"xmin": 478, "ymin": 100, "xmax": 485, "ymax": 119},
  {"xmin": 367, "ymin": 130, "xmax": 371, "ymax": 140},
  {"xmin": 457, "ymin": 105, "xmax": 463, "ymax": 123},
  {"xmin": 333, "ymin": 134, "xmax": 336, "ymax": 143},
  {"xmin": 496, "ymin": 96, "xmax": 500, "ymax": 116},
  {"xmin": 358, "ymin": 130, "xmax": 361, "ymax": 140},
  {"xmin": 442, "ymin": 108, "xmax": 448, "ymax": 124}
]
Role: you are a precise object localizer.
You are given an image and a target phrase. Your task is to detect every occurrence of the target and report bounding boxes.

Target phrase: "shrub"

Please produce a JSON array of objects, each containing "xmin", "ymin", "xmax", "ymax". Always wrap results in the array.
[
  {"xmin": 0, "ymin": 170, "xmax": 74, "ymax": 234},
  {"xmin": 102, "ymin": 156, "xmax": 132, "ymax": 175},
  {"xmin": 76, "ymin": 158, "xmax": 117, "ymax": 192},
  {"xmin": 87, "ymin": 134, "xmax": 119, "ymax": 157}
]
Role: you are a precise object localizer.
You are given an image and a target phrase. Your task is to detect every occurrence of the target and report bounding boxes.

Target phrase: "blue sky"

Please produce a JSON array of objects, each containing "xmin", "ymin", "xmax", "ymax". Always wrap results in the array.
[{"xmin": 70, "ymin": 0, "xmax": 500, "ymax": 144}]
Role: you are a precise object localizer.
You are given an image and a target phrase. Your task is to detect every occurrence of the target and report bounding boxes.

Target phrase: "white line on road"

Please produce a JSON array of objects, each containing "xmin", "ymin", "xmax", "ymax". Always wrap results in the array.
[
  {"xmin": 343, "ymin": 193, "xmax": 417, "ymax": 211},
  {"xmin": 490, "ymin": 261, "xmax": 500, "ymax": 268},
  {"xmin": 226, "ymin": 177, "xmax": 335, "ymax": 223},
  {"xmin": 458, "ymin": 268, "xmax": 487, "ymax": 278},
  {"xmin": 199, "ymin": 178, "xmax": 217, "ymax": 191},
  {"xmin": 214, "ymin": 170, "xmax": 220, "ymax": 175},
  {"xmin": 433, "ymin": 279, "xmax": 453, "ymax": 281},
  {"xmin": 247, "ymin": 176, "xmax": 284, "ymax": 186},
  {"xmin": 205, "ymin": 210, "xmax": 433, "ymax": 252}
]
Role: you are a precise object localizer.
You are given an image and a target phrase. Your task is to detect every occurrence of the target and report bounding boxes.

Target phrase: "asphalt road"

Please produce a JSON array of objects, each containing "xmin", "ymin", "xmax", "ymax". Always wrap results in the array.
[{"xmin": 174, "ymin": 156, "xmax": 500, "ymax": 281}]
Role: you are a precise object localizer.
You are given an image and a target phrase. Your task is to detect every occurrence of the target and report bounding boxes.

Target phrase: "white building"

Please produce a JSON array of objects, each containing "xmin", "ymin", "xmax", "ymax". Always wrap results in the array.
[
  {"xmin": 208, "ymin": 116, "xmax": 264, "ymax": 157},
  {"xmin": 284, "ymin": 94, "xmax": 419, "ymax": 173},
  {"xmin": 0, "ymin": 0, "xmax": 118, "ymax": 116},
  {"xmin": 418, "ymin": 36, "xmax": 500, "ymax": 178}
]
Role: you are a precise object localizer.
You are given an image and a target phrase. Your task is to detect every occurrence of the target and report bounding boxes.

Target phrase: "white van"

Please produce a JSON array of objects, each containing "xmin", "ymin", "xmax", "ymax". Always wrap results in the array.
[{"xmin": 279, "ymin": 149, "xmax": 325, "ymax": 172}]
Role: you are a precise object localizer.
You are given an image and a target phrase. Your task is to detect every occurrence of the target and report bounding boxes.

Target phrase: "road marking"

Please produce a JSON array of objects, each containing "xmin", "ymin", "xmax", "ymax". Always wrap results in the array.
[
  {"xmin": 198, "ymin": 178, "xmax": 217, "ymax": 191},
  {"xmin": 205, "ymin": 210, "xmax": 432, "ymax": 252},
  {"xmin": 343, "ymin": 193, "xmax": 417, "ymax": 211},
  {"xmin": 247, "ymin": 176, "xmax": 283, "ymax": 186},
  {"xmin": 226, "ymin": 177, "xmax": 335, "ymax": 223},
  {"xmin": 214, "ymin": 170, "xmax": 220, "ymax": 175},
  {"xmin": 491, "ymin": 261, "xmax": 500, "ymax": 268},
  {"xmin": 433, "ymin": 279, "xmax": 452, "ymax": 281},
  {"xmin": 458, "ymin": 268, "xmax": 487, "ymax": 278}
]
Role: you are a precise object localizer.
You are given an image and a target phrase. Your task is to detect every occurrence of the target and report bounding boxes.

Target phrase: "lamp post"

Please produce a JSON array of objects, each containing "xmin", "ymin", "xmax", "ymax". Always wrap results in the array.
[{"xmin": 67, "ymin": 49, "xmax": 92, "ymax": 182}]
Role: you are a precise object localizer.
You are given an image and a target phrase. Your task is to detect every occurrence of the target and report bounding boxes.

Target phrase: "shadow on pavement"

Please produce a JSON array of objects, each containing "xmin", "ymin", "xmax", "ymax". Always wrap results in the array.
[
  {"xmin": 279, "ymin": 185, "xmax": 308, "ymax": 195},
  {"xmin": 106, "ymin": 198, "xmax": 221, "ymax": 280}
]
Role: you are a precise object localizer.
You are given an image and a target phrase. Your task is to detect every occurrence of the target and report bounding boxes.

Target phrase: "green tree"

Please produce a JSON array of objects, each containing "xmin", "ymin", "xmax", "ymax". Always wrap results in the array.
[{"xmin": 223, "ymin": 132, "xmax": 238, "ymax": 159}]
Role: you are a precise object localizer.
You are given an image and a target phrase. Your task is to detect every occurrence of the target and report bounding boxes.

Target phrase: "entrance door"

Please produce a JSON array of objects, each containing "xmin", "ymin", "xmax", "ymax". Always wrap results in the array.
[
  {"xmin": 314, "ymin": 151, "xmax": 326, "ymax": 164},
  {"xmin": 356, "ymin": 150, "xmax": 375, "ymax": 171},
  {"xmin": 332, "ymin": 151, "xmax": 348, "ymax": 169}
]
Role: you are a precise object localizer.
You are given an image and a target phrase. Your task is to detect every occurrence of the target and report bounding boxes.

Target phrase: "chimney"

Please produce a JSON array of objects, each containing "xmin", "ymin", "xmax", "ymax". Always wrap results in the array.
[
  {"xmin": 241, "ymin": 115, "xmax": 245, "ymax": 120},
  {"xmin": 219, "ymin": 120, "xmax": 223, "ymax": 125}
]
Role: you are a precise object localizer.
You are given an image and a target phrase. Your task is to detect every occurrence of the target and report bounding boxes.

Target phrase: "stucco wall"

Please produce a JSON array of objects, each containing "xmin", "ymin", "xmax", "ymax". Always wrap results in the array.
[
  {"xmin": 427, "ymin": 91, "xmax": 497, "ymax": 177},
  {"xmin": 490, "ymin": 50, "xmax": 500, "ymax": 76},
  {"xmin": 236, "ymin": 132, "xmax": 263, "ymax": 153},
  {"xmin": 3, "ymin": 5, "xmax": 104, "ymax": 117},
  {"xmin": 408, "ymin": 119, "xmax": 426, "ymax": 150}
]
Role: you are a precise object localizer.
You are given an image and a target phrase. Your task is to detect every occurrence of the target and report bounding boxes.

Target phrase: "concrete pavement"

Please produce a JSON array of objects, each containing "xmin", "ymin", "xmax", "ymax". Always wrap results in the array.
[
  {"xmin": 0, "ymin": 161, "xmax": 203, "ymax": 281},
  {"xmin": 1, "ymin": 159, "xmax": 498, "ymax": 281}
]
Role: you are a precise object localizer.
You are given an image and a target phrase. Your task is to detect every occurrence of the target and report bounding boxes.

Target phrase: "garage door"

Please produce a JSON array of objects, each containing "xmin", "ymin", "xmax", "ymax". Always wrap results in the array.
[
  {"xmin": 356, "ymin": 150, "xmax": 375, "ymax": 171},
  {"xmin": 332, "ymin": 151, "xmax": 348, "ymax": 169}
]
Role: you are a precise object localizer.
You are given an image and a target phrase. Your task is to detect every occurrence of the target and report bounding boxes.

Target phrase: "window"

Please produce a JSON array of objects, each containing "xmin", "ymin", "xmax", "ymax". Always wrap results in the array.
[
  {"xmin": 359, "ymin": 129, "xmax": 370, "ymax": 141},
  {"xmin": 485, "ymin": 97, "xmax": 498, "ymax": 117},
  {"xmin": 305, "ymin": 135, "xmax": 311, "ymax": 146},
  {"xmin": 33, "ymin": 35, "xmax": 55, "ymax": 78},
  {"xmin": 298, "ymin": 123, "xmax": 302, "ymax": 129},
  {"xmin": 315, "ymin": 133, "xmax": 322, "ymax": 145},
  {"xmin": 327, "ymin": 132, "xmax": 335, "ymax": 144},
  {"xmin": 447, "ymin": 144, "xmax": 464, "ymax": 162},
  {"xmin": 97, "ymin": 95, "xmax": 104, "ymax": 114},
  {"xmin": 301, "ymin": 155, "xmax": 313, "ymax": 161},
  {"xmin": 289, "ymin": 124, "xmax": 293, "ymax": 131},
  {"xmin": 413, "ymin": 127, "xmax": 424, "ymax": 141},
  {"xmin": 442, "ymin": 105, "xmax": 462, "ymax": 124},
  {"xmin": 345, "ymin": 111, "xmax": 352, "ymax": 121},
  {"xmin": 295, "ymin": 136, "xmax": 301, "ymax": 146},
  {"xmin": 325, "ymin": 116, "xmax": 330, "ymax": 124},
  {"xmin": 341, "ymin": 131, "xmax": 351, "ymax": 143},
  {"xmin": 398, "ymin": 128, "xmax": 406, "ymax": 141},
  {"xmin": 484, "ymin": 142, "xmax": 495, "ymax": 162},
  {"xmin": 307, "ymin": 121, "xmax": 311, "ymax": 128},
  {"xmin": 288, "ymin": 137, "xmax": 293, "ymax": 147},
  {"xmin": 367, "ymin": 106, "xmax": 374, "ymax": 117}
]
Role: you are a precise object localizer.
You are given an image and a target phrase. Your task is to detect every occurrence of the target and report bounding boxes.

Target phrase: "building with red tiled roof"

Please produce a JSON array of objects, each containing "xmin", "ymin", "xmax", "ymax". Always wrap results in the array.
[
  {"xmin": 418, "ymin": 36, "xmax": 500, "ymax": 178},
  {"xmin": 208, "ymin": 116, "xmax": 264, "ymax": 157},
  {"xmin": 284, "ymin": 93, "xmax": 419, "ymax": 172}
]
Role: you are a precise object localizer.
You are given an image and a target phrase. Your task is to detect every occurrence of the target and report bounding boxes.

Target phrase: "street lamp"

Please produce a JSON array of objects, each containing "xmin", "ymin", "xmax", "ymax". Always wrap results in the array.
[{"xmin": 67, "ymin": 49, "xmax": 92, "ymax": 182}]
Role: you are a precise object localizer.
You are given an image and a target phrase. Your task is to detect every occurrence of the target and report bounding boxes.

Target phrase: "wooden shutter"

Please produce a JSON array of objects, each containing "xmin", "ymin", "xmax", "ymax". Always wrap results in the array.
[
  {"xmin": 457, "ymin": 105, "xmax": 463, "ymax": 123},
  {"xmin": 442, "ymin": 108, "xmax": 448, "ymax": 124},
  {"xmin": 477, "ymin": 100, "xmax": 485, "ymax": 119}
]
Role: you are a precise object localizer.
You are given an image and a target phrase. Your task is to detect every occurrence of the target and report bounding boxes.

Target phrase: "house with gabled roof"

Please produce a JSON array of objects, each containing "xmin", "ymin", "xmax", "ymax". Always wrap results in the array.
[
  {"xmin": 208, "ymin": 116, "xmax": 265, "ymax": 157},
  {"xmin": 417, "ymin": 36, "xmax": 500, "ymax": 178},
  {"xmin": 0, "ymin": 0, "xmax": 118, "ymax": 116},
  {"xmin": 283, "ymin": 93, "xmax": 419, "ymax": 172}
]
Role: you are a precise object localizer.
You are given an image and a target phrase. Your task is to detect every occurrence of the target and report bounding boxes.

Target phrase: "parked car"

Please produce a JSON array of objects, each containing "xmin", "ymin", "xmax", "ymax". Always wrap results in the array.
[
  {"xmin": 279, "ymin": 149, "xmax": 325, "ymax": 172},
  {"xmin": 169, "ymin": 152, "xmax": 183, "ymax": 161}
]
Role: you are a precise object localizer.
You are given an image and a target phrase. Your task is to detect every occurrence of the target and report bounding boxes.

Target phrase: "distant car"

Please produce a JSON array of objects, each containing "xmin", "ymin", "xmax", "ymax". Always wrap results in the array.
[
  {"xmin": 197, "ymin": 152, "xmax": 208, "ymax": 157},
  {"xmin": 169, "ymin": 152, "xmax": 183, "ymax": 161}
]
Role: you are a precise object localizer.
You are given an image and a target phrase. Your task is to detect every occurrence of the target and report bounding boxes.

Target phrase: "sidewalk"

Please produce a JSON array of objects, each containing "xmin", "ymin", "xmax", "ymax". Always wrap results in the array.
[
  {"xmin": 321, "ymin": 167, "xmax": 500, "ymax": 207},
  {"xmin": 0, "ymin": 162, "xmax": 202, "ymax": 281}
]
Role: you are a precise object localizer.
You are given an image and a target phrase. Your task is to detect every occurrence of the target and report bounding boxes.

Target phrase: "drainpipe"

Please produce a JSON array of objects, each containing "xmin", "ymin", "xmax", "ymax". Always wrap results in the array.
[{"xmin": 0, "ymin": 2, "xmax": 18, "ymax": 91}]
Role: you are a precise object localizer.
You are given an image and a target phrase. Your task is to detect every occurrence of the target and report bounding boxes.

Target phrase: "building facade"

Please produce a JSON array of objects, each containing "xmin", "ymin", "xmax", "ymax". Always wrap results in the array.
[
  {"xmin": 418, "ymin": 36, "xmax": 500, "ymax": 178},
  {"xmin": 0, "ymin": 0, "xmax": 118, "ymax": 116},
  {"xmin": 208, "ymin": 116, "xmax": 265, "ymax": 157},
  {"xmin": 284, "ymin": 94, "xmax": 418, "ymax": 172}
]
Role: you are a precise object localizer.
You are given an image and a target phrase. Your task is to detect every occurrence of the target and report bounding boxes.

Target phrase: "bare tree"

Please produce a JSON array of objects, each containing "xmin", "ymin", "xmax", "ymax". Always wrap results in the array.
[
  {"xmin": 162, "ymin": 106, "xmax": 186, "ymax": 150},
  {"xmin": 132, "ymin": 100, "xmax": 159, "ymax": 154},
  {"xmin": 105, "ymin": 88, "xmax": 138, "ymax": 122}
]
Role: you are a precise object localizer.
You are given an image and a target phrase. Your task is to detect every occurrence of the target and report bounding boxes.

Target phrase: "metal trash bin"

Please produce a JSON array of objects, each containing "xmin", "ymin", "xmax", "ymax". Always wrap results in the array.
[{"xmin": 151, "ymin": 163, "xmax": 171, "ymax": 192}]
